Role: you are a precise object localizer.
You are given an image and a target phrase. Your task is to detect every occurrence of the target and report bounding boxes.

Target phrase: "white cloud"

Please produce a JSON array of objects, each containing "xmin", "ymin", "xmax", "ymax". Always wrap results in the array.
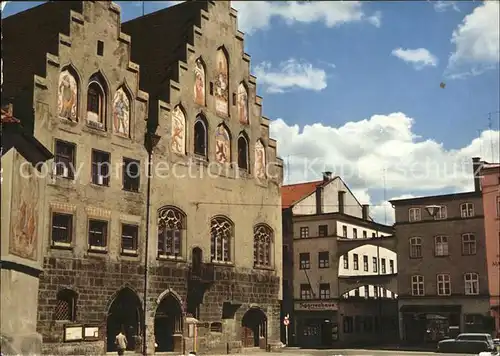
[
  {"xmin": 432, "ymin": 1, "xmax": 460, "ymax": 13},
  {"xmin": 254, "ymin": 59, "xmax": 328, "ymax": 94},
  {"xmin": 391, "ymin": 47, "xmax": 438, "ymax": 69},
  {"xmin": 272, "ymin": 113, "xmax": 500, "ymax": 223},
  {"xmin": 446, "ymin": 1, "xmax": 500, "ymax": 78},
  {"xmin": 231, "ymin": 1, "xmax": 381, "ymax": 35}
]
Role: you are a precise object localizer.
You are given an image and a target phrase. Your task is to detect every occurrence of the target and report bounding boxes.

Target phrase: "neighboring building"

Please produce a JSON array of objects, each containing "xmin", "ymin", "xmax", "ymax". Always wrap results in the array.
[
  {"xmin": 479, "ymin": 159, "xmax": 500, "ymax": 335},
  {"xmin": 282, "ymin": 173, "xmax": 398, "ymax": 348},
  {"xmin": 1, "ymin": 104, "xmax": 53, "ymax": 355},
  {"xmin": 2, "ymin": 1, "xmax": 283, "ymax": 354},
  {"xmin": 391, "ymin": 159, "xmax": 492, "ymax": 345}
]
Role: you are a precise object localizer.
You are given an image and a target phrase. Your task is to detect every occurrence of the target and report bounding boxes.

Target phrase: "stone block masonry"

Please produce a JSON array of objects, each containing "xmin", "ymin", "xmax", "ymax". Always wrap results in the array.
[{"xmin": 37, "ymin": 257, "xmax": 280, "ymax": 355}]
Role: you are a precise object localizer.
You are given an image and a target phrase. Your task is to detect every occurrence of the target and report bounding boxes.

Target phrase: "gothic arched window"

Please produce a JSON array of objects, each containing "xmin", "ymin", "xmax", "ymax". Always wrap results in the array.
[
  {"xmin": 237, "ymin": 133, "xmax": 249, "ymax": 170},
  {"xmin": 210, "ymin": 216, "xmax": 233, "ymax": 262},
  {"xmin": 194, "ymin": 116, "xmax": 208, "ymax": 157},
  {"xmin": 254, "ymin": 224, "xmax": 273, "ymax": 267},
  {"xmin": 158, "ymin": 206, "xmax": 186, "ymax": 258}
]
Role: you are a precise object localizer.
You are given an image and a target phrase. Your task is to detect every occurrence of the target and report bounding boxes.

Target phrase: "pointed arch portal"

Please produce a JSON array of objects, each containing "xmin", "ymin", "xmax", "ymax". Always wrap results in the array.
[
  {"xmin": 241, "ymin": 307, "xmax": 267, "ymax": 348},
  {"xmin": 106, "ymin": 287, "xmax": 143, "ymax": 352},
  {"xmin": 154, "ymin": 293, "xmax": 183, "ymax": 352}
]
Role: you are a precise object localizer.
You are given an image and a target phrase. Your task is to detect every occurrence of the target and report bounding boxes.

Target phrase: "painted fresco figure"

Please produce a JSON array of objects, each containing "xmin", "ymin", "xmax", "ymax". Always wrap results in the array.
[
  {"xmin": 194, "ymin": 59, "xmax": 205, "ymax": 106},
  {"xmin": 58, "ymin": 71, "xmax": 77, "ymax": 120},
  {"xmin": 113, "ymin": 89, "xmax": 130, "ymax": 136}
]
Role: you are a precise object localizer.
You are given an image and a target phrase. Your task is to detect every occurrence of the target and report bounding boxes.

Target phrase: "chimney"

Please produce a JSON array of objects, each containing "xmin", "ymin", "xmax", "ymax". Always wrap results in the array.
[
  {"xmin": 315, "ymin": 186, "xmax": 323, "ymax": 215},
  {"xmin": 472, "ymin": 157, "xmax": 482, "ymax": 192},
  {"xmin": 338, "ymin": 191, "xmax": 345, "ymax": 214},
  {"xmin": 362, "ymin": 204, "xmax": 369, "ymax": 220},
  {"xmin": 322, "ymin": 171, "xmax": 332, "ymax": 182}
]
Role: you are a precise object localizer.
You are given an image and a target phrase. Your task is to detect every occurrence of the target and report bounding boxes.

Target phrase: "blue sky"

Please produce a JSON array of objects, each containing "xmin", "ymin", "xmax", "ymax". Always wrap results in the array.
[{"xmin": 3, "ymin": 1, "xmax": 499, "ymax": 223}]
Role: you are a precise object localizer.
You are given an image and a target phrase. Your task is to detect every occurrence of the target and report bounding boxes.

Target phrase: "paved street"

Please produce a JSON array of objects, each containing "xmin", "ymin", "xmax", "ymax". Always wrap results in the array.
[{"xmin": 238, "ymin": 348, "xmax": 483, "ymax": 356}]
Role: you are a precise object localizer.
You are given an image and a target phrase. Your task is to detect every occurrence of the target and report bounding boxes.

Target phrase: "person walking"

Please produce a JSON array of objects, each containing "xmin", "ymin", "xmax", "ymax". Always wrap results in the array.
[{"xmin": 115, "ymin": 330, "xmax": 127, "ymax": 356}]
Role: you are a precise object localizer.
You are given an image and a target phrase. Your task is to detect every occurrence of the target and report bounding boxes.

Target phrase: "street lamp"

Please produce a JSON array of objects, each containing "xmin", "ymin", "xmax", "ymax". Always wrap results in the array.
[{"xmin": 425, "ymin": 205, "xmax": 440, "ymax": 218}]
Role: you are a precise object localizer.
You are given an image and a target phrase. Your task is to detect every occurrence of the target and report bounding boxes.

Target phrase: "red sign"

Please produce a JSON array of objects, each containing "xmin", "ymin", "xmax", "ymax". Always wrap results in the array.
[{"xmin": 283, "ymin": 318, "xmax": 290, "ymax": 326}]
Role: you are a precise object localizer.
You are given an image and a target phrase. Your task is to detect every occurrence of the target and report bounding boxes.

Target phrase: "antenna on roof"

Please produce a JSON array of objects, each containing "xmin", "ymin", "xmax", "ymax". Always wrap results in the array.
[
  {"xmin": 477, "ymin": 129, "xmax": 483, "ymax": 159},
  {"xmin": 383, "ymin": 167, "xmax": 387, "ymax": 225},
  {"xmin": 142, "ymin": 1, "xmax": 145, "ymax": 16}
]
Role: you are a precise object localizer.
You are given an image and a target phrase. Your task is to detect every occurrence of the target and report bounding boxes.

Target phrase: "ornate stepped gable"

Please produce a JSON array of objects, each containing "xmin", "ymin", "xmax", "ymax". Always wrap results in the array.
[
  {"xmin": 121, "ymin": 1, "xmax": 284, "ymax": 182},
  {"xmin": 3, "ymin": 1, "xmax": 149, "ymax": 136}
]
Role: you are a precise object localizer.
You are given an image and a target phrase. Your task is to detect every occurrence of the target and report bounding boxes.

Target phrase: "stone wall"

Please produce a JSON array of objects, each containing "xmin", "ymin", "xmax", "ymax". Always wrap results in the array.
[{"xmin": 38, "ymin": 258, "xmax": 280, "ymax": 354}]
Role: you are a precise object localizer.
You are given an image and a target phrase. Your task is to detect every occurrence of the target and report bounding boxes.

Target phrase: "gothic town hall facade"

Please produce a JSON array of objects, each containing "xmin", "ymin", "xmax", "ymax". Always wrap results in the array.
[{"xmin": 2, "ymin": 1, "xmax": 284, "ymax": 354}]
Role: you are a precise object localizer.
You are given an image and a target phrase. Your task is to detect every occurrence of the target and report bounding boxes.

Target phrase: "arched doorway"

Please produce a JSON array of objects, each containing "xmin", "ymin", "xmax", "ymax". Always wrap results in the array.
[
  {"xmin": 241, "ymin": 307, "xmax": 267, "ymax": 348},
  {"xmin": 154, "ymin": 294, "xmax": 183, "ymax": 352},
  {"xmin": 106, "ymin": 287, "xmax": 143, "ymax": 352}
]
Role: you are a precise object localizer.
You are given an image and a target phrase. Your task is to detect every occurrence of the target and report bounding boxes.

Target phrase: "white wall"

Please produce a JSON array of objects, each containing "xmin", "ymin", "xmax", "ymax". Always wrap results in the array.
[
  {"xmin": 343, "ymin": 285, "xmax": 398, "ymax": 299},
  {"xmin": 292, "ymin": 177, "xmax": 363, "ymax": 218},
  {"xmin": 336, "ymin": 221, "xmax": 390, "ymax": 239},
  {"xmin": 339, "ymin": 244, "xmax": 397, "ymax": 277},
  {"xmin": 339, "ymin": 243, "xmax": 398, "ymax": 298}
]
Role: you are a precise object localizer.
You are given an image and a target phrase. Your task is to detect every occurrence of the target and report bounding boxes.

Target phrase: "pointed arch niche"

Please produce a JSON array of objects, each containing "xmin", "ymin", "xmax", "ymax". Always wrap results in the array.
[
  {"xmin": 237, "ymin": 82, "xmax": 249, "ymax": 125},
  {"xmin": 194, "ymin": 57, "xmax": 206, "ymax": 106},
  {"xmin": 215, "ymin": 124, "xmax": 231, "ymax": 164},
  {"xmin": 171, "ymin": 105, "xmax": 187, "ymax": 155},
  {"xmin": 112, "ymin": 86, "xmax": 131, "ymax": 137},
  {"xmin": 86, "ymin": 71, "xmax": 108, "ymax": 129},
  {"xmin": 254, "ymin": 139, "xmax": 266, "ymax": 179},
  {"xmin": 237, "ymin": 131, "xmax": 249, "ymax": 171},
  {"xmin": 57, "ymin": 66, "xmax": 79, "ymax": 121},
  {"xmin": 214, "ymin": 47, "xmax": 229, "ymax": 117}
]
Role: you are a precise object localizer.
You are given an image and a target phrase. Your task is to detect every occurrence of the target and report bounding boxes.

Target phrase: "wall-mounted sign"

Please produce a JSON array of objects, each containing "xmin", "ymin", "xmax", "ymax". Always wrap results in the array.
[
  {"xmin": 295, "ymin": 301, "xmax": 338, "ymax": 311},
  {"xmin": 64, "ymin": 324, "xmax": 83, "ymax": 342},
  {"xmin": 84, "ymin": 325, "xmax": 99, "ymax": 341}
]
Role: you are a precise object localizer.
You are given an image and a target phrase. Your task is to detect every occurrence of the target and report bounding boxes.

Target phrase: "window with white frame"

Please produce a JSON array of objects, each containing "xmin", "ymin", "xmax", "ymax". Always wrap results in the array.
[
  {"xmin": 364, "ymin": 285, "xmax": 369, "ymax": 298},
  {"xmin": 319, "ymin": 283, "xmax": 330, "ymax": 299},
  {"xmin": 353, "ymin": 253, "xmax": 359, "ymax": 270},
  {"xmin": 434, "ymin": 236, "xmax": 449, "ymax": 256},
  {"xmin": 464, "ymin": 273, "xmax": 479, "ymax": 295},
  {"xmin": 381, "ymin": 258, "xmax": 386, "ymax": 274},
  {"xmin": 409, "ymin": 236, "xmax": 422, "ymax": 258},
  {"xmin": 299, "ymin": 253, "xmax": 310, "ymax": 270},
  {"xmin": 300, "ymin": 284, "xmax": 313, "ymax": 299},
  {"xmin": 318, "ymin": 251, "xmax": 329, "ymax": 268},
  {"xmin": 411, "ymin": 275, "xmax": 424, "ymax": 296},
  {"xmin": 409, "ymin": 208, "xmax": 421, "ymax": 222},
  {"xmin": 343, "ymin": 256, "xmax": 349, "ymax": 269},
  {"xmin": 462, "ymin": 233, "xmax": 476, "ymax": 255},
  {"xmin": 342, "ymin": 225, "xmax": 347, "ymax": 238},
  {"xmin": 353, "ymin": 228, "xmax": 358, "ymax": 239},
  {"xmin": 372, "ymin": 257, "xmax": 378, "ymax": 272},
  {"xmin": 437, "ymin": 273, "xmax": 451, "ymax": 296},
  {"xmin": 434, "ymin": 205, "xmax": 447, "ymax": 220},
  {"xmin": 460, "ymin": 203, "xmax": 475, "ymax": 218},
  {"xmin": 389, "ymin": 260, "xmax": 394, "ymax": 274}
]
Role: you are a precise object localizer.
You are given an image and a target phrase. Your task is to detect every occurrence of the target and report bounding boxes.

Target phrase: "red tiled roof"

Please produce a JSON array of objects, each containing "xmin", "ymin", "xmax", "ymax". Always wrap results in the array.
[{"xmin": 281, "ymin": 180, "xmax": 323, "ymax": 209}]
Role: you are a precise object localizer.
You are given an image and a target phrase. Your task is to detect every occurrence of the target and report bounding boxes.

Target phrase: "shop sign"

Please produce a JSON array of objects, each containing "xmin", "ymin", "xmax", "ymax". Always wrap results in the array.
[{"xmin": 295, "ymin": 301, "xmax": 338, "ymax": 311}]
